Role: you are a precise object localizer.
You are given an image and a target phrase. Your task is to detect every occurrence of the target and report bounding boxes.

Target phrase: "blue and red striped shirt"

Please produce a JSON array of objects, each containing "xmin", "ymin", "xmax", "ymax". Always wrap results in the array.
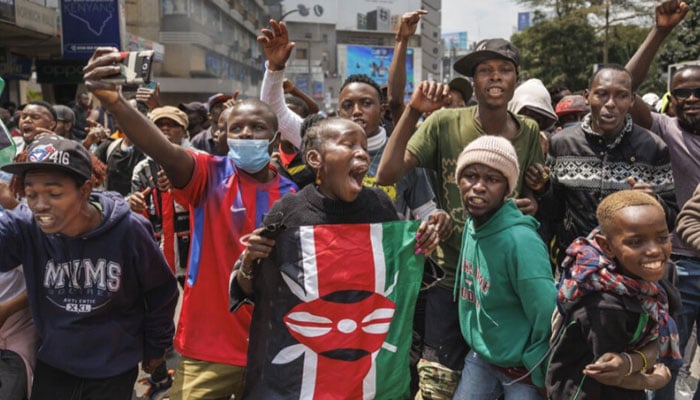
[{"xmin": 173, "ymin": 150, "xmax": 296, "ymax": 365}]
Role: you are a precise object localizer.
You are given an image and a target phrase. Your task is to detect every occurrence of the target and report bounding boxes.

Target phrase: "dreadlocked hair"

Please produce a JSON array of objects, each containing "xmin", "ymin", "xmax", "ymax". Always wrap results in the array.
[{"xmin": 596, "ymin": 190, "xmax": 663, "ymax": 235}]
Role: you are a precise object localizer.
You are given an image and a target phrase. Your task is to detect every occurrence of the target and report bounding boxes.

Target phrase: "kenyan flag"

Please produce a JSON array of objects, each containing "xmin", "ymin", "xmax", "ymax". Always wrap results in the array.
[
  {"xmin": 245, "ymin": 220, "xmax": 423, "ymax": 399},
  {"xmin": 0, "ymin": 77, "xmax": 15, "ymax": 168}
]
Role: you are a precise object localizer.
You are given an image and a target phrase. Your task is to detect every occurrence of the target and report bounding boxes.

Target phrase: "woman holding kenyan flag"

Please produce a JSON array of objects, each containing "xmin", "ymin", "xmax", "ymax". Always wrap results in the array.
[{"xmin": 230, "ymin": 115, "xmax": 441, "ymax": 399}]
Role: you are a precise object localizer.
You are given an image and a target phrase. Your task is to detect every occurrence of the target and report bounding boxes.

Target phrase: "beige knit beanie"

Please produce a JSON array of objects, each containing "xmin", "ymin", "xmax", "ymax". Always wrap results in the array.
[{"xmin": 454, "ymin": 135, "xmax": 520, "ymax": 196}]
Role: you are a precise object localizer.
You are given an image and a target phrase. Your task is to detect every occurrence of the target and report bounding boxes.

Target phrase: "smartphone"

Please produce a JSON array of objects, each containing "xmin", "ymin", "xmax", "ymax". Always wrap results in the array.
[
  {"xmin": 259, "ymin": 223, "xmax": 286, "ymax": 240},
  {"xmin": 140, "ymin": 80, "xmax": 157, "ymax": 90},
  {"xmin": 102, "ymin": 50, "xmax": 154, "ymax": 85}
]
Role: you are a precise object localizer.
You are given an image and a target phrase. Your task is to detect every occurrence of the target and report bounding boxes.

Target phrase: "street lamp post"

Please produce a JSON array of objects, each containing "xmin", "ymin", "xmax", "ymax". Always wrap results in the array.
[
  {"xmin": 278, "ymin": 3, "xmax": 324, "ymax": 102},
  {"xmin": 280, "ymin": 5, "xmax": 309, "ymax": 21}
]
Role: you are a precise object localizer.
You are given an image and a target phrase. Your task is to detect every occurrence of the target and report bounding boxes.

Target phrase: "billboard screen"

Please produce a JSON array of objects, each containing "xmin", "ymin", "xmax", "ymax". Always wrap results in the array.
[
  {"xmin": 345, "ymin": 45, "xmax": 414, "ymax": 95},
  {"xmin": 442, "ymin": 32, "xmax": 468, "ymax": 51}
]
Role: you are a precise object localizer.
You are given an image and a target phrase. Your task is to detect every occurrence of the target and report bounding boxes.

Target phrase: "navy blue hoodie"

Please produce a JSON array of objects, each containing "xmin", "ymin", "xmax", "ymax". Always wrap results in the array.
[{"xmin": 0, "ymin": 191, "xmax": 178, "ymax": 378}]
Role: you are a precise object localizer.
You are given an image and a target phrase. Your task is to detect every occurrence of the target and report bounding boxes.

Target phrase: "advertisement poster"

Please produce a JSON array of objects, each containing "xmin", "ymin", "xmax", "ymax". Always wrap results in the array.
[{"xmin": 61, "ymin": 0, "xmax": 124, "ymax": 59}]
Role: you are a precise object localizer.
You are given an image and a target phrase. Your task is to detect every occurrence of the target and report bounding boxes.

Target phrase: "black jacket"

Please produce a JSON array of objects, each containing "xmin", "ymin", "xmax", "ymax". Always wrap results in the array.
[{"xmin": 540, "ymin": 123, "xmax": 677, "ymax": 265}]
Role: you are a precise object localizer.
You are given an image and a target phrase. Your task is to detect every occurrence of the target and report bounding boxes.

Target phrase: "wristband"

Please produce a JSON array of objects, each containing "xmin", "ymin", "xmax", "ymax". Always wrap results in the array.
[
  {"xmin": 622, "ymin": 352, "xmax": 634, "ymax": 376},
  {"xmin": 633, "ymin": 349, "xmax": 648, "ymax": 373},
  {"xmin": 239, "ymin": 267, "xmax": 254, "ymax": 280}
]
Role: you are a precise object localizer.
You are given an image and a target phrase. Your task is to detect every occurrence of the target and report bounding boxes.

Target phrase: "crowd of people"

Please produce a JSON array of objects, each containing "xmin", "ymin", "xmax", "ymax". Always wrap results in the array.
[{"xmin": 1, "ymin": 0, "xmax": 700, "ymax": 399}]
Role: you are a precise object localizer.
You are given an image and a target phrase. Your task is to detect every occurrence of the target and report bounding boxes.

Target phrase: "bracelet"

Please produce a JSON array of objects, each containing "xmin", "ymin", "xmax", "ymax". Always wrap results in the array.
[
  {"xmin": 633, "ymin": 349, "xmax": 648, "ymax": 373},
  {"xmin": 622, "ymin": 352, "xmax": 634, "ymax": 376},
  {"xmin": 238, "ymin": 267, "xmax": 254, "ymax": 280}
]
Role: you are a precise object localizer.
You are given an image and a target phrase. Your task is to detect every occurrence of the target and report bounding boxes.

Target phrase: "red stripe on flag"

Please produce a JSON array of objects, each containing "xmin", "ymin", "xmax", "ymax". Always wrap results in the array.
[{"xmin": 312, "ymin": 224, "xmax": 376, "ymax": 297}]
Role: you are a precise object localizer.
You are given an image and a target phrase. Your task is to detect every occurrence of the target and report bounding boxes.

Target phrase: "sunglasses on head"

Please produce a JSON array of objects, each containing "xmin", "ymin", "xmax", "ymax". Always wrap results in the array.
[{"xmin": 671, "ymin": 88, "xmax": 700, "ymax": 100}]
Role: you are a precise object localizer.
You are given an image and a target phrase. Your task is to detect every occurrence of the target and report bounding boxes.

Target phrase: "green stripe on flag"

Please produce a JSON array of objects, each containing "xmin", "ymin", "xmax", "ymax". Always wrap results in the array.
[
  {"xmin": 373, "ymin": 220, "xmax": 423, "ymax": 399},
  {"xmin": 0, "ymin": 119, "xmax": 15, "ymax": 167}
]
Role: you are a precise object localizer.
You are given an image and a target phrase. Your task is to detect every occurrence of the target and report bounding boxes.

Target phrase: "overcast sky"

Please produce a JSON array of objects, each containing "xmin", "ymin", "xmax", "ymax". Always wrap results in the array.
[{"xmin": 442, "ymin": 0, "xmax": 525, "ymax": 43}]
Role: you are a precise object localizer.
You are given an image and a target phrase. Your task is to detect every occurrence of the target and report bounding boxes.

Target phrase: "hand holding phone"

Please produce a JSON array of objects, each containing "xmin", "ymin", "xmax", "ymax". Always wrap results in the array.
[
  {"xmin": 136, "ymin": 80, "xmax": 161, "ymax": 110},
  {"xmin": 102, "ymin": 50, "xmax": 155, "ymax": 85}
]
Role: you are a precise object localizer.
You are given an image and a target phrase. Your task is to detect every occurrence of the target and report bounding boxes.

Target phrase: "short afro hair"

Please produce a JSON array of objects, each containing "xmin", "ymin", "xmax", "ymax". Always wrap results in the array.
[
  {"xmin": 26, "ymin": 100, "xmax": 58, "ymax": 122},
  {"xmin": 596, "ymin": 190, "xmax": 664, "ymax": 235},
  {"xmin": 339, "ymin": 74, "xmax": 384, "ymax": 103},
  {"xmin": 589, "ymin": 64, "xmax": 632, "ymax": 91}
]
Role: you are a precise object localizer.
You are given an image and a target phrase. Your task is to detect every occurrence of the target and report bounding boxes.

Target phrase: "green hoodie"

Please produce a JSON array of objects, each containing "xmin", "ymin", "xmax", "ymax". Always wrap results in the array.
[{"xmin": 456, "ymin": 199, "xmax": 556, "ymax": 387}]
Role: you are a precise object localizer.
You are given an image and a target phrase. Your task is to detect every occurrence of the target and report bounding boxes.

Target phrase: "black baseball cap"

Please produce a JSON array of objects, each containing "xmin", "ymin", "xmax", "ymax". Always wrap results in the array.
[
  {"xmin": 178, "ymin": 101, "xmax": 208, "ymax": 117},
  {"xmin": 53, "ymin": 105, "xmax": 75, "ymax": 123},
  {"xmin": 2, "ymin": 134, "xmax": 92, "ymax": 181},
  {"xmin": 453, "ymin": 38, "xmax": 520, "ymax": 77},
  {"xmin": 448, "ymin": 77, "xmax": 473, "ymax": 102}
]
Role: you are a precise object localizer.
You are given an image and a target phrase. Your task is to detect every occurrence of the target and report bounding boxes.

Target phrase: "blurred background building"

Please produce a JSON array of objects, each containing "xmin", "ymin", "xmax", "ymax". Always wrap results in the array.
[{"xmin": 0, "ymin": 0, "xmax": 442, "ymax": 111}]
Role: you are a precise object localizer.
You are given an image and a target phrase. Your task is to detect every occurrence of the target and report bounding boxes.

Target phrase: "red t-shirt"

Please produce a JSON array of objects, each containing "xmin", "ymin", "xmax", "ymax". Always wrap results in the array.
[{"xmin": 173, "ymin": 151, "xmax": 296, "ymax": 365}]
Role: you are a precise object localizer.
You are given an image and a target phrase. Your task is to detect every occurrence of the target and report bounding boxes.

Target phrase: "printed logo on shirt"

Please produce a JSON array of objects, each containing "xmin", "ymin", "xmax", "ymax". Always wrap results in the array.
[
  {"xmin": 460, "ymin": 260, "xmax": 489, "ymax": 309},
  {"xmin": 43, "ymin": 258, "xmax": 122, "ymax": 313}
]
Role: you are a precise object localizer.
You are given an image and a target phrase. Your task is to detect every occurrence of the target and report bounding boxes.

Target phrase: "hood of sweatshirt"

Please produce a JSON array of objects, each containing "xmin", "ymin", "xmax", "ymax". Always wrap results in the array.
[
  {"xmin": 69, "ymin": 190, "xmax": 131, "ymax": 240},
  {"xmin": 455, "ymin": 199, "xmax": 540, "ymax": 296},
  {"xmin": 508, "ymin": 78, "xmax": 557, "ymax": 122},
  {"xmin": 470, "ymin": 198, "xmax": 539, "ymax": 239}
]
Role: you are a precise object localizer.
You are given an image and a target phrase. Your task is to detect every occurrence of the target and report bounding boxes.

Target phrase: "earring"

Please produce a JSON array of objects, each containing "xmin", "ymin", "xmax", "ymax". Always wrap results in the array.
[{"xmin": 315, "ymin": 171, "xmax": 322, "ymax": 186}]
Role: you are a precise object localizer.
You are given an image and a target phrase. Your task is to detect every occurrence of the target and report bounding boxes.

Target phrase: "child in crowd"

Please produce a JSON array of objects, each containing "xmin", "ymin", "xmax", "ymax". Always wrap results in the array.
[
  {"xmin": 0, "ymin": 135, "xmax": 178, "ymax": 399},
  {"xmin": 547, "ymin": 190, "xmax": 681, "ymax": 399},
  {"xmin": 452, "ymin": 136, "xmax": 555, "ymax": 400},
  {"xmin": 230, "ymin": 116, "xmax": 440, "ymax": 398}
]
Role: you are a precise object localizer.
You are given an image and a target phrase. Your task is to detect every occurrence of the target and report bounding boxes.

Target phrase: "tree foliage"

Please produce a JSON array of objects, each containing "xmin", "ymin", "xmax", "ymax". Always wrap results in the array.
[
  {"xmin": 516, "ymin": 0, "xmax": 655, "ymax": 21},
  {"xmin": 511, "ymin": 0, "xmax": 671, "ymax": 93},
  {"xmin": 511, "ymin": 15, "xmax": 597, "ymax": 90}
]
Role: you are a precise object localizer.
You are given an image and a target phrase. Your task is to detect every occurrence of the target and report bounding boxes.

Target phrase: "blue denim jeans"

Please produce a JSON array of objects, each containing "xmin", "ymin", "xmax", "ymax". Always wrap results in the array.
[
  {"xmin": 453, "ymin": 351, "xmax": 544, "ymax": 400},
  {"xmin": 652, "ymin": 258, "xmax": 700, "ymax": 400}
]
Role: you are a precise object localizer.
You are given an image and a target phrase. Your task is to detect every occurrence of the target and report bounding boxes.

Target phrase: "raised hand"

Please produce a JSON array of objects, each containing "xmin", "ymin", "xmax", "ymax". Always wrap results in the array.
[
  {"xmin": 656, "ymin": 0, "xmax": 689, "ymax": 32},
  {"xmin": 283, "ymin": 78, "xmax": 295, "ymax": 94},
  {"xmin": 127, "ymin": 187, "xmax": 150, "ymax": 213},
  {"xmin": 222, "ymin": 90, "xmax": 241, "ymax": 110},
  {"xmin": 407, "ymin": 81, "xmax": 452, "ymax": 115},
  {"xmin": 396, "ymin": 10, "xmax": 428, "ymax": 41},
  {"xmin": 258, "ymin": 19, "xmax": 295, "ymax": 71},
  {"xmin": 135, "ymin": 83, "xmax": 161, "ymax": 111},
  {"xmin": 82, "ymin": 47, "xmax": 125, "ymax": 107}
]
